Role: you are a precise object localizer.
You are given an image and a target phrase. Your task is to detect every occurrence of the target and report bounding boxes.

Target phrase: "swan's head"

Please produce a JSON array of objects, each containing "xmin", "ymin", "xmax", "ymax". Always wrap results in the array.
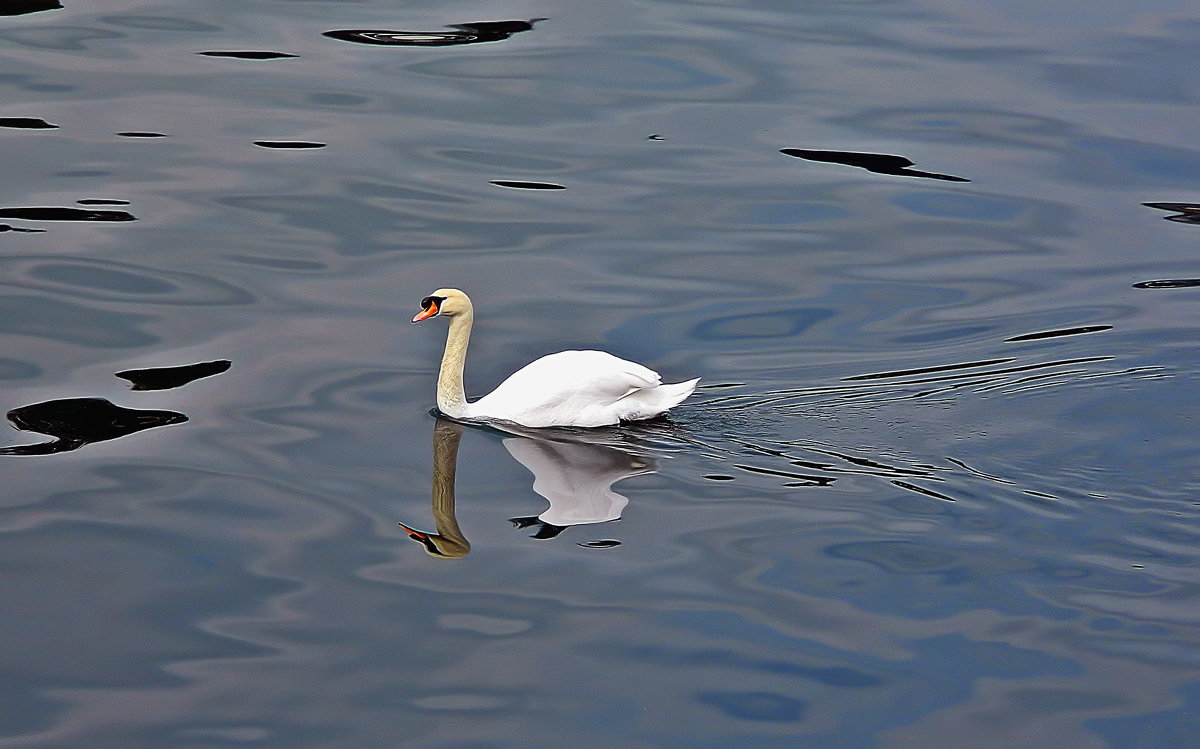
[{"xmin": 412, "ymin": 288, "xmax": 472, "ymax": 323}]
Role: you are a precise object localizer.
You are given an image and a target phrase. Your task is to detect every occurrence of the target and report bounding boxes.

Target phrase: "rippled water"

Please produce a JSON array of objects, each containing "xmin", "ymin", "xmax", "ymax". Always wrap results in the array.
[{"xmin": 1, "ymin": 1, "xmax": 1198, "ymax": 747}]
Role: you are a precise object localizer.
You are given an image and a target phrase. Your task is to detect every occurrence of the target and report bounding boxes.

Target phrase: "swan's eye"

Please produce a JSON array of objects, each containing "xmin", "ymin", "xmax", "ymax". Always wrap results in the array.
[{"xmin": 420, "ymin": 295, "xmax": 445, "ymax": 312}]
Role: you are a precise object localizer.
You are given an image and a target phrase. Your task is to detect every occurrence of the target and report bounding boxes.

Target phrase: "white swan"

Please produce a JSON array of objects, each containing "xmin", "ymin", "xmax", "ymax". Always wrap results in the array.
[{"xmin": 412, "ymin": 288, "xmax": 698, "ymax": 428}]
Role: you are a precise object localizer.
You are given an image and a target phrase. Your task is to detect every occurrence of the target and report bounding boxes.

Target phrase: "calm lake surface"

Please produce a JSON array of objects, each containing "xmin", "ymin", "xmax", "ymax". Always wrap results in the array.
[{"xmin": 1, "ymin": 1, "xmax": 1198, "ymax": 747}]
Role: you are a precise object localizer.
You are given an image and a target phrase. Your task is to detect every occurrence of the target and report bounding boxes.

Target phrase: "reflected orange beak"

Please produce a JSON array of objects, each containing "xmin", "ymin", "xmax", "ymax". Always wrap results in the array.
[
  {"xmin": 411, "ymin": 301, "xmax": 439, "ymax": 323},
  {"xmin": 397, "ymin": 522, "xmax": 428, "ymax": 540}
]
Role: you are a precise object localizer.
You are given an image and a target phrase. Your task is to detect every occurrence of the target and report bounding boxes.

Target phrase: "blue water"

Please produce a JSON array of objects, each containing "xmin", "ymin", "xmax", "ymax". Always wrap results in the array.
[{"xmin": 1, "ymin": 1, "xmax": 1198, "ymax": 747}]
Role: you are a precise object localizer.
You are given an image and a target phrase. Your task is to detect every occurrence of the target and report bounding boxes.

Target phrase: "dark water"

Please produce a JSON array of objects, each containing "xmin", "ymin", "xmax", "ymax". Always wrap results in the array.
[{"xmin": 1, "ymin": 2, "xmax": 1198, "ymax": 747}]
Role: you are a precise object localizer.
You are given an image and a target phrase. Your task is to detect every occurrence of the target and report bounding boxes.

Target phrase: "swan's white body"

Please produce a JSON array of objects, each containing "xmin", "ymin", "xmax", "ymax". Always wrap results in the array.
[{"xmin": 413, "ymin": 289, "xmax": 698, "ymax": 428}]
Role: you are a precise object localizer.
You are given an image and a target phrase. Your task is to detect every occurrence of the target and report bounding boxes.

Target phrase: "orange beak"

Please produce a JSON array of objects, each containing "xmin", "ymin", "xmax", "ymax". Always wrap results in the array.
[{"xmin": 411, "ymin": 300, "xmax": 439, "ymax": 323}]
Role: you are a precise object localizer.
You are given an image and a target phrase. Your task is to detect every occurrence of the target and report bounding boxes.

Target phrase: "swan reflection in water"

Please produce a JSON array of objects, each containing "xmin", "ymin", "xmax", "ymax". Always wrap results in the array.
[{"xmin": 398, "ymin": 418, "xmax": 657, "ymax": 557}]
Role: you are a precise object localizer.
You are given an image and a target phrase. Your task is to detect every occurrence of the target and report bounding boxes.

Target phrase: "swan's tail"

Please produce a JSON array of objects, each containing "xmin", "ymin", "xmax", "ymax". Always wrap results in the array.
[
  {"xmin": 658, "ymin": 377, "xmax": 700, "ymax": 411},
  {"xmin": 614, "ymin": 377, "xmax": 700, "ymax": 422}
]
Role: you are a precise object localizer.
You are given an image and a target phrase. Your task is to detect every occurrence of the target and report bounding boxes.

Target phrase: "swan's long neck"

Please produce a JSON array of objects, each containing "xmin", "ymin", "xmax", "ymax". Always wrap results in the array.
[{"xmin": 436, "ymin": 309, "xmax": 473, "ymax": 418}]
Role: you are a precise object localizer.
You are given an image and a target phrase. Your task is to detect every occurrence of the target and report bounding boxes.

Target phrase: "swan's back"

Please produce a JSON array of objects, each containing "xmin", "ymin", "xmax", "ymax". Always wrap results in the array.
[{"xmin": 470, "ymin": 350, "xmax": 696, "ymax": 427}]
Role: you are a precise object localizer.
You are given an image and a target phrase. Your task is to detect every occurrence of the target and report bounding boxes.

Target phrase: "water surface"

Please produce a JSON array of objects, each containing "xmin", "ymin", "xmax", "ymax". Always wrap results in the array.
[{"xmin": 1, "ymin": 1, "xmax": 1198, "ymax": 747}]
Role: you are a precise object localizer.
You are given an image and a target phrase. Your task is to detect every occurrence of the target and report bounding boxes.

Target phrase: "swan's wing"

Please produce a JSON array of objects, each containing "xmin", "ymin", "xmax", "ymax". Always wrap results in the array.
[
  {"xmin": 485, "ymin": 350, "xmax": 660, "ymax": 403},
  {"xmin": 470, "ymin": 350, "xmax": 669, "ymax": 426}
]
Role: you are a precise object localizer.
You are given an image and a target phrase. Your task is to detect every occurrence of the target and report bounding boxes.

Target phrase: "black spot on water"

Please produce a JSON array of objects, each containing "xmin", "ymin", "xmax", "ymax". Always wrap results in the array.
[
  {"xmin": 892, "ymin": 480, "xmax": 956, "ymax": 502},
  {"xmin": 490, "ymin": 180, "xmax": 566, "ymax": 190},
  {"xmin": 77, "ymin": 199, "xmax": 130, "ymax": 206},
  {"xmin": 0, "ymin": 225, "xmax": 45, "ymax": 233},
  {"xmin": 578, "ymin": 539, "xmax": 621, "ymax": 549},
  {"xmin": 647, "ymin": 134, "xmax": 665, "ymax": 140},
  {"xmin": 254, "ymin": 141, "xmax": 326, "ymax": 149},
  {"xmin": 843, "ymin": 358, "xmax": 1013, "ymax": 381},
  {"xmin": 1133, "ymin": 279, "xmax": 1200, "ymax": 289},
  {"xmin": 116, "ymin": 131, "xmax": 166, "ymax": 138},
  {"xmin": 115, "ymin": 360, "xmax": 231, "ymax": 391},
  {"xmin": 0, "ymin": 117, "xmax": 57, "ymax": 129},
  {"xmin": 1006, "ymin": 325, "xmax": 1112, "ymax": 342},
  {"xmin": 703, "ymin": 474, "xmax": 735, "ymax": 481},
  {"xmin": 323, "ymin": 19, "xmax": 544, "ymax": 47},
  {"xmin": 0, "ymin": 1, "xmax": 61, "ymax": 17},
  {"xmin": 781, "ymin": 149, "xmax": 970, "ymax": 182},
  {"xmin": 1143, "ymin": 202, "xmax": 1200, "ymax": 225},
  {"xmin": 199, "ymin": 51, "xmax": 297, "ymax": 60},
  {"xmin": 735, "ymin": 464, "xmax": 836, "ymax": 487},
  {"xmin": 0, "ymin": 207, "xmax": 136, "ymax": 222},
  {"xmin": 0, "ymin": 398, "xmax": 187, "ymax": 456}
]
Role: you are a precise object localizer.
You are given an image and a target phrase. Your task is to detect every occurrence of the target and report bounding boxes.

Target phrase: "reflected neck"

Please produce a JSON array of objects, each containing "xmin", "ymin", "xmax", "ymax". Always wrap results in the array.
[{"xmin": 430, "ymin": 420, "xmax": 469, "ymax": 557}]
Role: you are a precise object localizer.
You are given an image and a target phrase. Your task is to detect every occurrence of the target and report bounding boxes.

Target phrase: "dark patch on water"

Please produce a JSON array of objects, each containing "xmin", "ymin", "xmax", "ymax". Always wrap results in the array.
[
  {"xmin": 703, "ymin": 474, "xmax": 735, "ymax": 481},
  {"xmin": 0, "ymin": 117, "xmax": 56, "ymax": 129},
  {"xmin": 0, "ymin": 398, "xmax": 187, "ymax": 456},
  {"xmin": 0, "ymin": 225, "xmax": 45, "ymax": 233},
  {"xmin": 0, "ymin": 1, "xmax": 61, "ymax": 17},
  {"xmin": 1143, "ymin": 202, "xmax": 1200, "ymax": 225},
  {"xmin": 77, "ymin": 199, "xmax": 130, "ymax": 206},
  {"xmin": 0, "ymin": 207, "xmax": 136, "ymax": 222},
  {"xmin": 578, "ymin": 539, "xmax": 621, "ymax": 549},
  {"xmin": 893, "ymin": 480, "xmax": 957, "ymax": 502},
  {"xmin": 253, "ymin": 141, "xmax": 326, "ymax": 149},
  {"xmin": 1133, "ymin": 279, "xmax": 1200, "ymax": 289},
  {"xmin": 490, "ymin": 180, "xmax": 566, "ymax": 190},
  {"xmin": 115, "ymin": 131, "xmax": 166, "ymax": 138},
  {"xmin": 1006, "ymin": 326, "xmax": 1113, "ymax": 342},
  {"xmin": 781, "ymin": 149, "xmax": 970, "ymax": 182},
  {"xmin": 115, "ymin": 360, "xmax": 231, "ymax": 391},
  {"xmin": 323, "ymin": 19, "xmax": 544, "ymax": 47},
  {"xmin": 198, "ymin": 51, "xmax": 297, "ymax": 60}
]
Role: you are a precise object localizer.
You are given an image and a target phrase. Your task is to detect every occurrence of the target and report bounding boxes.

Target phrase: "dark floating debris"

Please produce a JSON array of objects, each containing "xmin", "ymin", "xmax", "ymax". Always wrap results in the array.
[
  {"xmin": 0, "ymin": 117, "xmax": 57, "ymax": 129},
  {"xmin": 115, "ymin": 360, "xmax": 231, "ymax": 391},
  {"xmin": 0, "ymin": 207, "xmax": 136, "ymax": 222},
  {"xmin": 1143, "ymin": 202, "xmax": 1200, "ymax": 225},
  {"xmin": 780, "ymin": 149, "xmax": 970, "ymax": 182},
  {"xmin": 703, "ymin": 474, "xmax": 736, "ymax": 481},
  {"xmin": 0, "ymin": 398, "xmax": 187, "ymax": 456},
  {"xmin": 77, "ymin": 199, "xmax": 131, "ymax": 206},
  {"xmin": 892, "ymin": 479, "xmax": 956, "ymax": 502},
  {"xmin": 1133, "ymin": 279, "xmax": 1200, "ymax": 289},
  {"xmin": 199, "ymin": 50, "xmax": 297, "ymax": 59},
  {"xmin": 0, "ymin": 0, "xmax": 61, "ymax": 17},
  {"xmin": 1006, "ymin": 325, "xmax": 1113, "ymax": 342},
  {"xmin": 578, "ymin": 539, "xmax": 622, "ymax": 549},
  {"xmin": 0, "ymin": 224, "xmax": 45, "ymax": 233},
  {"xmin": 116, "ymin": 131, "xmax": 167, "ymax": 138},
  {"xmin": 253, "ymin": 141, "xmax": 326, "ymax": 149},
  {"xmin": 843, "ymin": 358, "xmax": 1013, "ymax": 382},
  {"xmin": 647, "ymin": 134, "xmax": 665, "ymax": 140},
  {"xmin": 490, "ymin": 180, "xmax": 566, "ymax": 190},
  {"xmin": 323, "ymin": 18, "xmax": 544, "ymax": 47}
]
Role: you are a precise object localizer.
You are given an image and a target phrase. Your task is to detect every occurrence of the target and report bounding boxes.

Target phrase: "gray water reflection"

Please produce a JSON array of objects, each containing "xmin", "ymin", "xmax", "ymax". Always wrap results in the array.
[{"xmin": 400, "ymin": 418, "xmax": 658, "ymax": 554}]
